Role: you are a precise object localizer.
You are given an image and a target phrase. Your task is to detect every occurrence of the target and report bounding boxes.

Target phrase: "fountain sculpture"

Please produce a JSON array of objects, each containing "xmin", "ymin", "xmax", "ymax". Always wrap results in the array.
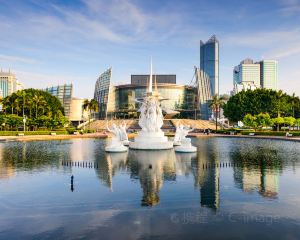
[{"xmin": 129, "ymin": 61, "xmax": 173, "ymax": 150}]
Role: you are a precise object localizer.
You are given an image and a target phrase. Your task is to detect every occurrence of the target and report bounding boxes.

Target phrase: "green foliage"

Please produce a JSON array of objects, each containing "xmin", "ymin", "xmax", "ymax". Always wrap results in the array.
[
  {"xmin": 223, "ymin": 89, "xmax": 300, "ymax": 122},
  {"xmin": 271, "ymin": 117, "xmax": 284, "ymax": 130},
  {"xmin": 256, "ymin": 113, "xmax": 271, "ymax": 128},
  {"xmin": 0, "ymin": 89, "xmax": 69, "ymax": 130},
  {"xmin": 284, "ymin": 117, "xmax": 296, "ymax": 127},
  {"xmin": 241, "ymin": 131, "xmax": 300, "ymax": 137},
  {"xmin": 243, "ymin": 114, "xmax": 258, "ymax": 129},
  {"xmin": 0, "ymin": 131, "xmax": 68, "ymax": 136}
]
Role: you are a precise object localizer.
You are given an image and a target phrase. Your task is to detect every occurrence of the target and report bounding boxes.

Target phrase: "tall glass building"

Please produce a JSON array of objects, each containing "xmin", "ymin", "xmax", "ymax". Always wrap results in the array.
[
  {"xmin": 94, "ymin": 68, "xmax": 115, "ymax": 119},
  {"xmin": 260, "ymin": 60, "xmax": 278, "ymax": 90},
  {"xmin": 44, "ymin": 84, "xmax": 73, "ymax": 118},
  {"xmin": 200, "ymin": 35, "xmax": 219, "ymax": 96}
]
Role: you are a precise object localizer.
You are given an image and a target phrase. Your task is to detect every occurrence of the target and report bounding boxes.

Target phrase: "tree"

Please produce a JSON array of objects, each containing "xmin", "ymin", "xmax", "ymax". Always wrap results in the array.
[
  {"xmin": 295, "ymin": 118, "xmax": 300, "ymax": 130},
  {"xmin": 5, "ymin": 114, "xmax": 23, "ymax": 130},
  {"xmin": 271, "ymin": 117, "xmax": 284, "ymax": 132},
  {"xmin": 224, "ymin": 89, "xmax": 300, "ymax": 122},
  {"xmin": 284, "ymin": 117, "xmax": 296, "ymax": 130},
  {"xmin": 243, "ymin": 114, "xmax": 258, "ymax": 130},
  {"xmin": 209, "ymin": 95, "xmax": 225, "ymax": 131},
  {"xmin": 82, "ymin": 99, "xmax": 99, "ymax": 130},
  {"xmin": 256, "ymin": 113, "xmax": 271, "ymax": 129}
]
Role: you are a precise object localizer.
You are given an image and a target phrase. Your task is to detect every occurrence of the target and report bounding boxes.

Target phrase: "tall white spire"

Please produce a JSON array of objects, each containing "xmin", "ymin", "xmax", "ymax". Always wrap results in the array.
[{"xmin": 148, "ymin": 58, "xmax": 153, "ymax": 93}]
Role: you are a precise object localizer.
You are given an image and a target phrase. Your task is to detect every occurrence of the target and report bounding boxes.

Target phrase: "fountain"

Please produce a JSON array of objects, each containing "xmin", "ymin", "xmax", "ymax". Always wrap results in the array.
[{"xmin": 129, "ymin": 61, "xmax": 173, "ymax": 150}]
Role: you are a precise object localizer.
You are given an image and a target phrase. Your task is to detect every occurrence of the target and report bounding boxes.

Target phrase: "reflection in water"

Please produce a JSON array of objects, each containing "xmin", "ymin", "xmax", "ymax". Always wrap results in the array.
[
  {"xmin": 231, "ymin": 144, "xmax": 282, "ymax": 199},
  {"xmin": 128, "ymin": 150, "xmax": 176, "ymax": 206},
  {"xmin": 95, "ymin": 152, "xmax": 128, "ymax": 190},
  {"xmin": 192, "ymin": 140, "xmax": 220, "ymax": 210}
]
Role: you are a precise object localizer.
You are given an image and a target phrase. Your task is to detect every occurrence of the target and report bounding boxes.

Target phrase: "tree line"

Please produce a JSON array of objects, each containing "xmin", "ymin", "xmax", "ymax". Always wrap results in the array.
[
  {"xmin": 223, "ymin": 89, "xmax": 300, "ymax": 123},
  {"xmin": 0, "ymin": 89, "xmax": 69, "ymax": 130}
]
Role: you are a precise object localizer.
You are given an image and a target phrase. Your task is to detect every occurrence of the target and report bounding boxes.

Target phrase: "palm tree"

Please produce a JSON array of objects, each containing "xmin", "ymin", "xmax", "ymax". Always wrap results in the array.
[
  {"xmin": 275, "ymin": 90, "xmax": 284, "ymax": 131},
  {"xmin": 290, "ymin": 93, "xmax": 298, "ymax": 118},
  {"xmin": 209, "ymin": 95, "xmax": 225, "ymax": 131},
  {"xmin": 82, "ymin": 99, "xmax": 98, "ymax": 130},
  {"xmin": 32, "ymin": 95, "xmax": 45, "ymax": 118}
]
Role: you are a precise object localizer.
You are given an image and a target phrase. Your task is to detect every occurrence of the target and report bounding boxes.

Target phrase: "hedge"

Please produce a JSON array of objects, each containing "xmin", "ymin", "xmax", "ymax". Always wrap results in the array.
[
  {"xmin": 240, "ymin": 131, "xmax": 300, "ymax": 136},
  {"xmin": 0, "ymin": 131, "xmax": 68, "ymax": 136}
]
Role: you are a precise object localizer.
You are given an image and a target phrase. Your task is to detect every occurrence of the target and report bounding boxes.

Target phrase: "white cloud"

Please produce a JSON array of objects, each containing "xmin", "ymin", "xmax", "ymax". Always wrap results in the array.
[{"xmin": 0, "ymin": 54, "xmax": 37, "ymax": 64}]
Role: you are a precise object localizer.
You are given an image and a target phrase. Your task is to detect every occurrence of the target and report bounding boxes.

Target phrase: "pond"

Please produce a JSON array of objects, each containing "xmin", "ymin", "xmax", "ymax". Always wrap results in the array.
[{"xmin": 0, "ymin": 137, "xmax": 300, "ymax": 240}]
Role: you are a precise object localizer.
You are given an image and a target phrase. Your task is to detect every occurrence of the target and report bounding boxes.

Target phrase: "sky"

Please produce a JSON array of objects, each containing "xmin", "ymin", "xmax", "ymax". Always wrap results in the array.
[{"xmin": 0, "ymin": 0, "xmax": 300, "ymax": 98}]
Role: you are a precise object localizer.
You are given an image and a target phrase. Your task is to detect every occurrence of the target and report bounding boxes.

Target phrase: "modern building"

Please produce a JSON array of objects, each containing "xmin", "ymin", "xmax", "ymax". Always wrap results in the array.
[
  {"xmin": 233, "ymin": 59, "xmax": 278, "ymax": 94},
  {"xmin": 44, "ymin": 84, "xmax": 73, "ymax": 119},
  {"xmin": 94, "ymin": 67, "xmax": 115, "ymax": 119},
  {"xmin": 0, "ymin": 70, "xmax": 19, "ymax": 97},
  {"xmin": 200, "ymin": 35, "xmax": 219, "ymax": 96},
  {"xmin": 195, "ymin": 68, "xmax": 212, "ymax": 120},
  {"xmin": 93, "ymin": 68, "xmax": 198, "ymax": 119},
  {"xmin": 260, "ymin": 60, "xmax": 278, "ymax": 90}
]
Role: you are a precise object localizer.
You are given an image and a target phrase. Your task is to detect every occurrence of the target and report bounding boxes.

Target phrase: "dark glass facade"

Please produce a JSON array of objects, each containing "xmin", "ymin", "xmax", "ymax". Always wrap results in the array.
[
  {"xmin": 44, "ymin": 84, "xmax": 73, "ymax": 118},
  {"xmin": 200, "ymin": 35, "xmax": 219, "ymax": 96}
]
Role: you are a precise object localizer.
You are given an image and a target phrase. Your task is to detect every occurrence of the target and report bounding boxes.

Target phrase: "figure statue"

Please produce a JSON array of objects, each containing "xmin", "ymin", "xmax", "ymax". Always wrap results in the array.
[
  {"xmin": 119, "ymin": 121, "xmax": 130, "ymax": 145},
  {"xmin": 105, "ymin": 122, "xmax": 127, "ymax": 152},
  {"xmin": 180, "ymin": 125, "xmax": 194, "ymax": 141},
  {"xmin": 173, "ymin": 123, "xmax": 183, "ymax": 146},
  {"xmin": 174, "ymin": 124, "xmax": 197, "ymax": 153},
  {"xmin": 138, "ymin": 96, "xmax": 164, "ymax": 133}
]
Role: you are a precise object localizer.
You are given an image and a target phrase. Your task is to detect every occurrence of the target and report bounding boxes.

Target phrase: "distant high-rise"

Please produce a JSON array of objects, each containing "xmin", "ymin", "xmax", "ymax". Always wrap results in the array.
[
  {"xmin": 200, "ymin": 35, "xmax": 219, "ymax": 96},
  {"xmin": 0, "ymin": 70, "xmax": 19, "ymax": 97},
  {"xmin": 233, "ymin": 59, "xmax": 278, "ymax": 94},
  {"xmin": 94, "ymin": 67, "xmax": 115, "ymax": 119},
  {"xmin": 44, "ymin": 84, "xmax": 73, "ymax": 119},
  {"xmin": 260, "ymin": 60, "xmax": 278, "ymax": 90},
  {"xmin": 233, "ymin": 58, "xmax": 260, "ymax": 93}
]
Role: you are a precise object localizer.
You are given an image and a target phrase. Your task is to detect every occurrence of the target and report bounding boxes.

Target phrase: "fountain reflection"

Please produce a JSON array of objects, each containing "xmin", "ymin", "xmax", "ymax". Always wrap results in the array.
[{"xmin": 128, "ymin": 150, "xmax": 176, "ymax": 206}]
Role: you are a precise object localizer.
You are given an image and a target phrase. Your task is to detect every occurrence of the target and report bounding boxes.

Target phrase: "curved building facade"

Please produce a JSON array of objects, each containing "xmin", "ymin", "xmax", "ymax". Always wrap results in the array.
[{"xmin": 114, "ymin": 84, "xmax": 197, "ymax": 119}]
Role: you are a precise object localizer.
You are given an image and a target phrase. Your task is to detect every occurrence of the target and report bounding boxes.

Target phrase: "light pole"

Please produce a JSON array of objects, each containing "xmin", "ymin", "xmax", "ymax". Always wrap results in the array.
[{"xmin": 23, "ymin": 115, "xmax": 27, "ymax": 133}]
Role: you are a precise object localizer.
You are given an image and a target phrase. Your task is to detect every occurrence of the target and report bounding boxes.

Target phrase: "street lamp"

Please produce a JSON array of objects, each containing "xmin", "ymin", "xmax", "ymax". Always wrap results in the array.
[{"xmin": 23, "ymin": 115, "xmax": 27, "ymax": 133}]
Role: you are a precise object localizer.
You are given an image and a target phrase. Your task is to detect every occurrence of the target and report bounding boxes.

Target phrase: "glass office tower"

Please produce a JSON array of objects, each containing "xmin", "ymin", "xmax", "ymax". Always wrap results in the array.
[
  {"xmin": 200, "ymin": 35, "xmax": 219, "ymax": 96},
  {"xmin": 44, "ymin": 84, "xmax": 73, "ymax": 118},
  {"xmin": 260, "ymin": 60, "xmax": 278, "ymax": 90}
]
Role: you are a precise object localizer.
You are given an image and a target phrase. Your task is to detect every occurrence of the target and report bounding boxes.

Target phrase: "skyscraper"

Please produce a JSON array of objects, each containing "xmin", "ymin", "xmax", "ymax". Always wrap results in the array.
[
  {"xmin": 200, "ymin": 35, "xmax": 219, "ymax": 96},
  {"xmin": 94, "ymin": 67, "xmax": 115, "ymax": 119},
  {"xmin": 260, "ymin": 60, "xmax": 278, "ymax": 90}
]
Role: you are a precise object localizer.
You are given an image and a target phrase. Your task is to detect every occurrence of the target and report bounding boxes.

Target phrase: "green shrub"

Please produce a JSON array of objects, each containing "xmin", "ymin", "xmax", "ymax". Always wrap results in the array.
[
  {"xmin": 241, "ymin": 131, "xmax": 300, "ymax": 136},
  {"xmin": 0, "ymin": 131, "xmax": 68, "ymax": 136}
]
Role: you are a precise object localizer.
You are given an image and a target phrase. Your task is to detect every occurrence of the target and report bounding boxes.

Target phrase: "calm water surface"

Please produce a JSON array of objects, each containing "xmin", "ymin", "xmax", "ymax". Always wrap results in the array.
[{"xmin": 0, "ymin": 137, "xmax": 300, "ymax": 240}]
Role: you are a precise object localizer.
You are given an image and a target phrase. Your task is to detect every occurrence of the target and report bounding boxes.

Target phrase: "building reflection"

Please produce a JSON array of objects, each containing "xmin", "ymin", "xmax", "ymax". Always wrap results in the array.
[
  {"xmin": 95, "ymin": 152, "xmax": 128, "ymax": 190},
  {"xmin": 128, "ymin": 150, "xmax": 176, "ymax": 206},
  {"xmin": 232, "ymin": 146, "xmax": 281, "ymax": 199},
  {"xmin": 192, "ymin": 140, "xmax": 220, "ymax": 211}
]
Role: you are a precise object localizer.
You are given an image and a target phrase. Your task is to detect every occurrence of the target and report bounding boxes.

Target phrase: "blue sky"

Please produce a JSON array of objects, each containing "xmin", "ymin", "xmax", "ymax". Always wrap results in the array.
[{"xmin": 0, "ymin": 0, "xmax": 300, "ymax": 98}]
